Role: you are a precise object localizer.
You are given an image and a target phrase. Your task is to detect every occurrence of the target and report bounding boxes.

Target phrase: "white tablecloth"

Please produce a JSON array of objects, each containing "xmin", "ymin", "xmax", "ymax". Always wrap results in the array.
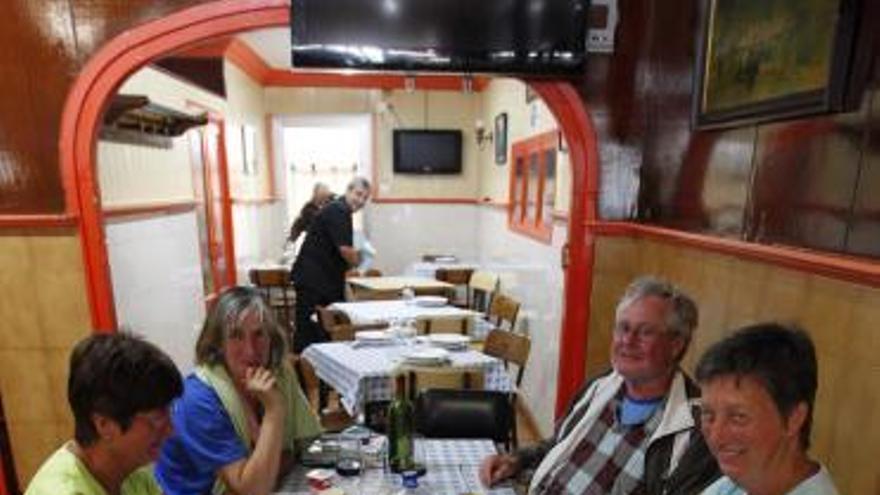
[
  {"xmin": 301, "ymin": 341, "xmax": 511, "ymax": 414},
  {"xmin": 406, "ymin": 261, "xmax": 478, "ymax": 278}
]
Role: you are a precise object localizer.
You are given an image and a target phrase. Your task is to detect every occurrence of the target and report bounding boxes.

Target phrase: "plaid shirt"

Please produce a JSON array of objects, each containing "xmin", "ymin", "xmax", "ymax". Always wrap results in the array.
[{"xmin": 533, "ymin": 387, "xmax": 665, "ymax": 495}]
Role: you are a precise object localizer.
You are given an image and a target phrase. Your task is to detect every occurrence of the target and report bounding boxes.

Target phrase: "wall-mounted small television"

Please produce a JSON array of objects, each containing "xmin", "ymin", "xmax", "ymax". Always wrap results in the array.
[
  {"xmin": 291, "ymin": 0, "xmax": 588, "ymax": 76},
  {"xmin": 393, "ymin": 130, "xmax": 462, "ymax": 175}
]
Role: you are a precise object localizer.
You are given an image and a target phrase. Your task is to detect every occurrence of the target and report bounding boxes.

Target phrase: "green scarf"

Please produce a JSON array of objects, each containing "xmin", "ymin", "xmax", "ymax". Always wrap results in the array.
[{"xmin": 195, "ymin": 362, "xmax": 321, "ymax": 494}]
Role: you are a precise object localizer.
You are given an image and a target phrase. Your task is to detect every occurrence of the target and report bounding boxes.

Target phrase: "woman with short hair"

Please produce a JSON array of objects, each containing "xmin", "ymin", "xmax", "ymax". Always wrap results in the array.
[{"xmin": 155, "ymin": 286, "xmax": 320, "ymax": 495}]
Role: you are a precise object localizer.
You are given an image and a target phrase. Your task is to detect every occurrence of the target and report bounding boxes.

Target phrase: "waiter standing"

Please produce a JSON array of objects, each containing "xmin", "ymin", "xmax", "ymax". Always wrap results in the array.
[{"xmin": 291, "ymin": 176, "xmax": 371, "ymax": 353}]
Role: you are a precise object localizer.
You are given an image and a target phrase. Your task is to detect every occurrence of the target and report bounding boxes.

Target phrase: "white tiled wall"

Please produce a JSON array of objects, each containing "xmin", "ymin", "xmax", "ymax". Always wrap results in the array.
[
  {"xmin": 366, "ymin": 203, "xmax": 481, "ymax": 275},
  {"xmin": 475, "ymin": 207, "xmax": 566, "ymax": 435},
  {"xmin": 105, "ymin": 212, "xmax": 206, "ymax": 373},
  {"xmin": 367, "ymin": 202, "xmax": 565, "ymax": 435},
  {"xmin": 233, "ymin": 201, "xmax": 288, "ymax": 282}
]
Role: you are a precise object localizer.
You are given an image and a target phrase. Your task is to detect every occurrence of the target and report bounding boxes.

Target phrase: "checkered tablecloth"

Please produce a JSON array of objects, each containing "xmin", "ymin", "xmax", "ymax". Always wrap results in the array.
[
  {"xmin": 302, "ymin": 342, "xmax": 512, "ymax": 414},
  {"xmin": 275, "ymin": 439, "xmax": 516, "ymax": 495}
]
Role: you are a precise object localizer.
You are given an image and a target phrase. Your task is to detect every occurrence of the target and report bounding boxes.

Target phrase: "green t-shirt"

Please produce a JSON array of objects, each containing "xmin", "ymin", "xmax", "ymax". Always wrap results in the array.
[{"xmin": 25, "ymin": 443, "xmax": 161, "ymax": 495}]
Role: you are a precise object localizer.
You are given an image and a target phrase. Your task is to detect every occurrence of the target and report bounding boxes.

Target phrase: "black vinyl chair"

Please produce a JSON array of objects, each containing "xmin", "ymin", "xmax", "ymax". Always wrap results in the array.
[{"xmin": 414, "ymin": 389, "xmax": 513, "ymax": 449}]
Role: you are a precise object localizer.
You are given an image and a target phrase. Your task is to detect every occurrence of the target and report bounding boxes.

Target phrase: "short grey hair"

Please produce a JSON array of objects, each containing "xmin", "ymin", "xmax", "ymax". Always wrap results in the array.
[
  {"xmin": 348, "ymin": 176, "xmax": 371, "ymax": 192},
  {"xmin": 615, "ymin": 276, "xmax": 699, "ymax": 345}
]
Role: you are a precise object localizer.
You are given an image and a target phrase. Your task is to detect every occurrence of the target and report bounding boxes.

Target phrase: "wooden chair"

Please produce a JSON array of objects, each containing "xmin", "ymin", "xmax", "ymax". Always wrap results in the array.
[
  {"xmin": 483, "ymin": 329, "xmax": 531, "ymax": 449},
  {"xmin": 249, "ymin": 267, "xmax": 295, "ymax": 341},
  {"xmin": 486, "ymin": 293, "xmax": 521, "ymax": 332},
  {"xmin": 435, "ymin": 267, "xmax": 474, "ymax": 307},
  {"xmin": 363, "ymin": 268, "xmax": 383, "ymax": 277},
  {"xmin": 316, "ymin": 308, "xmax": 354, "ymax": 342},
  {"xmin": 422, "ymin": 317, "xmax": 469, "ymax": 335},
  {"xmin": 467, "ymin": 270, "xmax": 500, "ymax": 312}
]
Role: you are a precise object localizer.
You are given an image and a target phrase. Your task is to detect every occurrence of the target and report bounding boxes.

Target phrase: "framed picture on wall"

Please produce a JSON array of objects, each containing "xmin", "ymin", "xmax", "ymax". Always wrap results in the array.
[
  {"xmin": 494, "ymin": 112, "xmax": 508, "ymax": 165},
  {"xmin": 693, "ymin": 0, "xmax": 858, "ymax": 129},
  {"xmin": 241, "ymin": 124, "xmax": 257, "ymax": 174}
]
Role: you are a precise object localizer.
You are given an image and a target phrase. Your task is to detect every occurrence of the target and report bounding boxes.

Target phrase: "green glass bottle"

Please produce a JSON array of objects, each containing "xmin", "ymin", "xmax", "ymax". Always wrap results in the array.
[{"xmin": 387, "ymin": 373, "xmax": 414, "ymax": 473}]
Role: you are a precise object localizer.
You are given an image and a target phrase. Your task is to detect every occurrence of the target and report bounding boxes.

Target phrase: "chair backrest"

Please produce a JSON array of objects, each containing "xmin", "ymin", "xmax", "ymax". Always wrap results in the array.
[
  {"xmin": 316, "ymin": 306, "xmax": 354, "ymax": 341},
  {"xmin": 467, "ymin": 270, "xmax": 499, "ymax": 312},
  {"xmin": 435, "ymin": 267, "xmax": 473, "ymax": 285},
  {"xmin": 415, "ymin": 389, "xmax": 512, "ymax": 445},
  {"xmin": 248, "ymin": 267, "xmax": 295, "ymax": 339},
  {"xmin": 483, "ymin": 329, "xmax": 531, "ymax": 387},
  {"xmin": 435, "ymin": 267, "xmax": 474, "ymax": 307},
  {"xmin": 363, "ymin": 268, "xmax": 384, "ymax": 277},
  {"xmin": 487, "ymin": 293, "xmax": 521, "ymax": 332}
]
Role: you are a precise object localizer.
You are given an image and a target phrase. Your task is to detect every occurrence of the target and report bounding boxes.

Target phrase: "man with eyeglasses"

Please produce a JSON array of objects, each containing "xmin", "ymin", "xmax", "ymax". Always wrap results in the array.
[{"xmin": 480, "ymin": 276, "xmax": 720, "ymax": 494}]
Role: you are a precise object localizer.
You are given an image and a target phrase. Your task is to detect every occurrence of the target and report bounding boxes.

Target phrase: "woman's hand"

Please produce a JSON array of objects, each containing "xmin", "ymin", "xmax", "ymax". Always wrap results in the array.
[{"xmin": 245, "ymin": 367, "xmax": 283, "ymax": 414}]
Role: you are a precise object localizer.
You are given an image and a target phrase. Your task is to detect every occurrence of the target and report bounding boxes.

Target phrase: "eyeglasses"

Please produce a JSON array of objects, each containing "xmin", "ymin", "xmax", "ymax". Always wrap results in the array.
[
  {"xmin": 136, "ymin": 409, "xmax": 171, "ymax": 431},
  {"xmin": 613, "ymin": 322, "xmax": 675, "ymax": 342}
]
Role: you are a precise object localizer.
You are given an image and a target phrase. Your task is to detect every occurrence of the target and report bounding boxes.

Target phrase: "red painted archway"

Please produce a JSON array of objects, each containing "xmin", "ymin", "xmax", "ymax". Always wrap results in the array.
[{"xmin": 58, "ymin": 0, "xmax": 599, "ymax": 416}]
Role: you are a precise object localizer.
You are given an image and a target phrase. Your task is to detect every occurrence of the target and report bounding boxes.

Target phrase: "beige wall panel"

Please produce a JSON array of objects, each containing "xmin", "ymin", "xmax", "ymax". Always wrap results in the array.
[
  {"xmin": 0, "ymin": 232, "xmax": 90, "ymax": 487},
  {"xmin": 0, "ymin": 236, "xmax": 43, "ymax": 349},
  {"xmin": 225, "ymin": 62, "xmax": 271, "ymax": 199},
  {"xmin": 0, "ymin": 350, "xmax": 54, "ymax": 423},
  {"xmin": 265, "ymin": 87, "xmax": 375, "ymax": 115},
  {"xmin": 588, "ymin": 236, "xmax": 880, "ymax": 495},
  {"xmin": 6, "ymin": 420, "xmax": 65, "ymax": 486},
  {"xmin": 267, "ymin": 86, "xmax": 479, "ymax": 199},
  {"xmin": 374, "ymin": 90, "xmax": 479, "ymax": 199},
  {"xmin": 478, "ymin": 78, "xmax": 571, "ymax": 209}
]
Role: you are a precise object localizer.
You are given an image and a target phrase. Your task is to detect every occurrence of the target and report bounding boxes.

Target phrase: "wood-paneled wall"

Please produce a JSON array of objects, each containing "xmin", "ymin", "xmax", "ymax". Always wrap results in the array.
[
  {"xmin": 0, "ymin": 0, "xmax": 214, "ymax": 488},
  {"xmin": 588, "ymin": 235, "xmax": 880, "ymax": 494},
  {"xmin": 0, "ymin": 230, "xmax": 91, "ymax": 483}
]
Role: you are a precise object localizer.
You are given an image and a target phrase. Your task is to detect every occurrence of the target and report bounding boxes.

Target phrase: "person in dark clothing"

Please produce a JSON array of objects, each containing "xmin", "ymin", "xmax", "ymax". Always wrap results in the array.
[
  {"xmin": 479, "ymin": 276, "xmax": 720, "ymax": 495},
  {"xmin": 290, "ymin": 177, "xmax": 370, "ymax": 353},
  {"xmin": 287, "ymin": 182, "xmax": 333, "ymax": 244}
]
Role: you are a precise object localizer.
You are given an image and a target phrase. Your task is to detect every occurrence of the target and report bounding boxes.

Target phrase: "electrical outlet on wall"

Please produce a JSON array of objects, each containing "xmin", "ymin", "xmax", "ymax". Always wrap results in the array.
[{"xmin": 586, "ymin": 0, "xmax": 618, "ymax": 54}]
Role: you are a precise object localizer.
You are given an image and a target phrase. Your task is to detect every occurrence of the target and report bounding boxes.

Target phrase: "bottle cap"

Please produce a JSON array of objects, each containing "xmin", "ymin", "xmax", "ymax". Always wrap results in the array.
[{"xmin": 401, "ymin": 470, "xmax": 419, "ymax": 488}]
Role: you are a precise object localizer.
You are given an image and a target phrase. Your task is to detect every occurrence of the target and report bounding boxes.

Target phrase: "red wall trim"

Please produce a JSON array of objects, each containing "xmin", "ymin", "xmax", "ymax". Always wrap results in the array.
[
  {"xmin": 263, "ymin": 71, "xmax": 490, "ymax": 91},
  {"xmin": 532, "ymin": 82, "xmax": 600, "ymax": 419},
  {"xmin": 231, "ymin": 197, "xmax": 278, "ymax": 205},
  {"xmin": 372, "ymin": 197, "xmax": 479, "ymax": 205},
  {"xmin": 225, "ymin": 38, "xmax": 272, "ymax": 83},
  {"xmin": 59, "ymin": 0, "xmax": 289, "ymax": 330},
  {"xmin": 59, "ymin": 3, "xmax": 597, "ymax": 421},
  {"xmin": 0, "ymin": 215, "xmax": 78, "ymax": 228},
  {"xmin": 592, "ymin": 222, "xmax": 880, "ymax": 288},
  {"xmin": 264, "ymin": 114, "xmax": 278, "ymax": 198},
  {"xmin": 103, "ymin": 201, "xmax": 197, "ymax": 220},
  {"xmin": 551, "ymin": 210, "xmax": 569, "ymax": 221}
]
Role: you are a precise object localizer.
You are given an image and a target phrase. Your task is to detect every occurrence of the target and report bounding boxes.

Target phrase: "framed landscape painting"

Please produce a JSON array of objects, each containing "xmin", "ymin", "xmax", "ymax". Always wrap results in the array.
[{"xmin": 693, "ymin": 0, "xmax": 857, "ymax": 129}]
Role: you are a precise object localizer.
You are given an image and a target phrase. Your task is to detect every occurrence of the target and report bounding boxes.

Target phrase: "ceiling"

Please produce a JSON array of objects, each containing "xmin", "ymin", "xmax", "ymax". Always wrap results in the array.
[{"xmin": 237, "ymin": 28, "xmax": 291, "ymax": 68}]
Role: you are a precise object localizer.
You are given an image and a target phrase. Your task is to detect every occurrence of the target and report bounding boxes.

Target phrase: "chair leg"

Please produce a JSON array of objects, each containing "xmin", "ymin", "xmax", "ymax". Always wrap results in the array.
[{"xmin": 509, "ymin": 396, "xmax": 519, "ymax": 450}]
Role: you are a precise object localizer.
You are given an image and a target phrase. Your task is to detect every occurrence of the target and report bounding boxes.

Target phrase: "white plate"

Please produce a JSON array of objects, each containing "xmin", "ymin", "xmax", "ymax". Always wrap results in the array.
[
  {"xmin": 428, "ymin": 334, "xmax": 470, "ymax": 347},
  {"xmin": 412, "ymin": 295, "xmax": 448, "ymax": 307},
  {"xmin": 354, "ymin": 330, "xmax": 391, "ymax": 342},
  {"xmin": 403, "ymin": 347, "xmax": 450, "ymax": 365}
]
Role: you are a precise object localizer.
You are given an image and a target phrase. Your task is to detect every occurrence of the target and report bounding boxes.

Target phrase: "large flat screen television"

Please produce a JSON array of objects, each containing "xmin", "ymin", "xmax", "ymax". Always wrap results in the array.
[
  {"xmin": 393, "ymin": 130, "xmax": 462, "ymax": 175},
  {"xmin": 291, "ymin": 0, "xmax": 588, "ymax": 76}
]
